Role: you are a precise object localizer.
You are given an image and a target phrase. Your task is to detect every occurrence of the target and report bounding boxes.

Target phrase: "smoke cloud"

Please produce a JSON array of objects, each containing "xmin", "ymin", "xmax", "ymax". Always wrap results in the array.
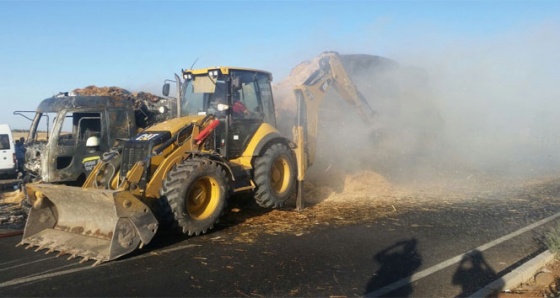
[
  {"xmin": 417, "ymin": 21, "xmax": 560, "ymax": 178},
  {"xmin": 273, "ymin": 21, "xmax": 560, "ymax": 186}
]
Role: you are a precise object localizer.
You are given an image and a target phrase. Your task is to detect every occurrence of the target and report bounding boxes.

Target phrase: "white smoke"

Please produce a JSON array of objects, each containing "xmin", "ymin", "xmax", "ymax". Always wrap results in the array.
[
  {"xmin": 274, "ymin": 20, "xmax": 560, "ymax": 185},
  {"xmin": 411, "ymin": 21, "xmax": 560, "ymax": 177}
]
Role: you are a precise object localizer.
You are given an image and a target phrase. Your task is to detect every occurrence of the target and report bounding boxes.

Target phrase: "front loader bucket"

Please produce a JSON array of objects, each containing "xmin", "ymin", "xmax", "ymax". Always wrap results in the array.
[{"xmin": 19, "ymin": 184, "xmax": 159, "ymax": 265}]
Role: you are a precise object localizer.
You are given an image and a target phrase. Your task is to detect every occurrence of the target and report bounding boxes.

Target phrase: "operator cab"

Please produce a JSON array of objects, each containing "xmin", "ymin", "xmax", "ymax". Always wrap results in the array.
[{"xmin": 180, "ymin": 67, "xmax": 276, "ymax": 158}]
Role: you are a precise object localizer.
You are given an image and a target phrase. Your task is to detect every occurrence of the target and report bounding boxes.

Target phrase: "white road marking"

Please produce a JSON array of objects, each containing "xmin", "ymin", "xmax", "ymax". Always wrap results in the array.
[
  {"xmin": 3, "ymin": 210, "xmax": 558, "ymax": 293},
  {"xmin": 0, "ymin": 257, "xmax": 57, "ymax": 272},
  {"xmin": 0, "ymin": 243, "xmax": 200, "ymax": 288},
  {"xmin": 364, "ymin": 211, "xmax": 560, "ymax": 297},
  {"xmin": 0, "ymin": 256, "xmax": 48, "ymax": 267}
]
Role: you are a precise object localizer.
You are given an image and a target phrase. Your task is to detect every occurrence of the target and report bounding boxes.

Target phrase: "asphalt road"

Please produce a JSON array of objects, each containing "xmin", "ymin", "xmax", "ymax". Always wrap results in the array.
[{"xmin": 2, "ymin": 178, "xmax": 560, "ymax": 297}]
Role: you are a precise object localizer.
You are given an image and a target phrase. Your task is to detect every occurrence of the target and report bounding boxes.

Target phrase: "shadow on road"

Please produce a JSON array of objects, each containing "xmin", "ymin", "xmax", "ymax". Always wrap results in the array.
[
  {"xmin": 134, "ymin": 193, "xmax": 274, "ymax": 253},
  {"xmin": 452, "ymin": 249, "xmax": 504, "ymax": 297},
  {"xmin": 364, "ymin": 238, "xmax": 422, "ymax": 297}
]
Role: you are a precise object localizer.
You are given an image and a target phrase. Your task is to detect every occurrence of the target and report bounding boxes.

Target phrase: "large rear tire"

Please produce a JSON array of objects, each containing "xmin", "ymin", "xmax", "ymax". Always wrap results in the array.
[
  {"xmin": 253, "ymin": 143, "xmax": 296, "ymax": 208},
  {"xmin": 162, "ymin": 159, "xmax": 228, "ymax": 236}
]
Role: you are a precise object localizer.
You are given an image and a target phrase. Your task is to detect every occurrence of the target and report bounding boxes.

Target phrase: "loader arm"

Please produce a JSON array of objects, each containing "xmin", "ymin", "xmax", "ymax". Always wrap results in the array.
[
  {"xmin": 292, "ymin": 51, "xmax": 376, "ymax": 209},
  {"xmin": 20, "ymin": 115, "xmax": 213, "ymax": 265}
]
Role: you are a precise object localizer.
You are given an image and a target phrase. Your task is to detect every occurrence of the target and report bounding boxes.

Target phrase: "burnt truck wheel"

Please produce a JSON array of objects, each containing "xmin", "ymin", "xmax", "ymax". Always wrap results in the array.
[
  {"xmin": 253, "ymin": 143, "xmax": 296, "ymax": 208},
  {"xmin": 162, "ymin": 159, "xmax": 227, "ymax": 236}
]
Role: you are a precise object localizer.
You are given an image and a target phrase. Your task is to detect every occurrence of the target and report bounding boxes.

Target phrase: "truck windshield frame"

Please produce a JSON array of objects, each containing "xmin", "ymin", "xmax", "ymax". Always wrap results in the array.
[
  {"xmin": 181, "ymin": 76, "xmax": 228, "ymax": 117},
  {"xmin": 28, "ymin": 112, "xmax": 54, "ymax": 143}
]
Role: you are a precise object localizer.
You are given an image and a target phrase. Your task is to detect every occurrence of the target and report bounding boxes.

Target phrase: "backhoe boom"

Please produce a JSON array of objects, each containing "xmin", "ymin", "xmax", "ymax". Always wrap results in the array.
[{"xmin": 292, "ymin": 51, "xmax": 376, "ymax": 210}]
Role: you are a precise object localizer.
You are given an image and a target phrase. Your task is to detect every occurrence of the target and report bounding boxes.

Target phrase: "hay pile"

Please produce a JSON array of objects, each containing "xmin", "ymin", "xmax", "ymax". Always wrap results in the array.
[
  {"xmin": 270, "ymin": 52, "xmax": 402, "ymax": 206},
  {"xmin": 271, "ymin": 52, "xmax": 400, "ymax": 115},
  {"xmin": 0, "ymin": 190, "xmax": 24, "ymax": 204},
  {"xmin": 0, "ymin": 190, "xmax": 26, "ymax": 229},
  {"xmin": 341, "ymin": 170, "xmax": 393, "ymax": 194},
  {"xmin": 72, "ymin": 85, "xmax": 170, "ymax": 127},
  {"xmin": 72, "ymin": 86, "xmax": 163, "ymax": 103},
  {"xmin": 271, "ymin": 51, "xmax": 448, "ymax": 196},
  {"xmin": 272, "ymin": 58, "xmax": 318, "ymax": 113}
]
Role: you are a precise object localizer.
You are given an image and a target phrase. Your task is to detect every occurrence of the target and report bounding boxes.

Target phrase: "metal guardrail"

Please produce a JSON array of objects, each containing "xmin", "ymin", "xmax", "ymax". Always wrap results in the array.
[
  {"xmin": 0, "ymin": 179, "xmax": 20, "ymax": 185},
  {"xmin": 0, "ymin": 179, "xmax": 21, "ymax": 191}
]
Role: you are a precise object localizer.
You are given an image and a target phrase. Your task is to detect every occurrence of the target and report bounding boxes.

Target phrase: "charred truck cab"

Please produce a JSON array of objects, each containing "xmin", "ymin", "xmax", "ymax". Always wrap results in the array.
[{"xmin": 22, "ymin": 94, "xmax": 139, "ymax": 185}]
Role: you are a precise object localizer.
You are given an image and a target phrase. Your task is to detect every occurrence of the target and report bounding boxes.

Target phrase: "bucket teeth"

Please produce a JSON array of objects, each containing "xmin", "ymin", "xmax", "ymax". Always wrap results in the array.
[
  {"xmin": 56, "ymin": 250, "xmax": 67, "ymax": 258},
  {"xmin": 45, "ymin": 247, "xmax": 59, "ymax": 255},
  {"xmin": 34, "ymin": 242, "xmax": 54, "ymax": 252},
  {"xmin": 67, "ymin": 253, "xmax": 77, "ymax": 260},
  {"xmin": 79, "ymin": 256, "xmax": 90, "ymax": 264},
  {"xmin": 25, "ymin": 242, "xmax": 40, "ymax": 250}
]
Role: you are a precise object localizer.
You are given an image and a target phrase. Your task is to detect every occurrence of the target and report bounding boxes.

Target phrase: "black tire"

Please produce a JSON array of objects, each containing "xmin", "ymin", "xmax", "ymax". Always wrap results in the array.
[
  {"xmin": 153, "ymin": 196, "xmax": 174, "ymax": 228},
  {"xmin": 253, "ymin": 143, "xmax": 296, "ymax": 208},
  {"xmin": 161, "ymin": 159, "xmax": 228, "ymax": 236}
]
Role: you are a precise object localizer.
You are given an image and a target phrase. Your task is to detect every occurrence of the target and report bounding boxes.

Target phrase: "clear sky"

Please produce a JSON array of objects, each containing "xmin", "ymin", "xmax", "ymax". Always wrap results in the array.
[{"xmin": 1, "ymin": 0, "xmax": 559, "ymax": 129}]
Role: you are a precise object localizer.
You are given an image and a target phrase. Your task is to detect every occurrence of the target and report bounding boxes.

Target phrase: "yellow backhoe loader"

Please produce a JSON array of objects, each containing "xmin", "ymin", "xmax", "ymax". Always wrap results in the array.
[{"xmin": 19, "ymin": 52, "xmax": 375, "ymax": 265}]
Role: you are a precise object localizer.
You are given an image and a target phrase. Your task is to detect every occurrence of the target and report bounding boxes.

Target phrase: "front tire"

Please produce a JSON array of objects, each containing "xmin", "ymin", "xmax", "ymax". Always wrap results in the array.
[
  {"xmin": 253, "ymin": 143, "xmax": 296, "ymax": 208},
  {"xmin": 161, "ymin": 159, "xmax": 228, "ymax": 236}
]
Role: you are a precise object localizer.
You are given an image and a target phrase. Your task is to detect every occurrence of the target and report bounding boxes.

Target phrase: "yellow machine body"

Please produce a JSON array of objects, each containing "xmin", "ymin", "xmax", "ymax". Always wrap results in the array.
[{"xmin": 20, "ymin": 53, "xmax": 375, "ymax": 264}]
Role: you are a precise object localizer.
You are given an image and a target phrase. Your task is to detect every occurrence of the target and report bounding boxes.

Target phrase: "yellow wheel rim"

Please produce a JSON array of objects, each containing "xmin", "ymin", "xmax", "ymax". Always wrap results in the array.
[
  {"xmin": 186, "ymin": 176, "xmax": 220, "ymax": 220},
  {"xmin": 270, "ymin": 157, "xmax": 290, "ymax": 194}
]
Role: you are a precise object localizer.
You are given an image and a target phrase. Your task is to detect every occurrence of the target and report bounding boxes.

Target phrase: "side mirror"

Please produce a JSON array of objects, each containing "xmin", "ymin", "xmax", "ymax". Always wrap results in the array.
[
  {"xmin": 232, "ymin": 77, "xmax": 242, "ymax": 91},
  {"xmin": 162, "ymin": 83, "xmax": 170, "ymax": 97}
]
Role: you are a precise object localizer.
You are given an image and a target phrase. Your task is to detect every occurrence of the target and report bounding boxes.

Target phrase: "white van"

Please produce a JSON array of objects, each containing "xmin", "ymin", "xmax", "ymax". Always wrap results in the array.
[{"xmin": 0, "ymin": 124, "xmax": 17, "ymax": 179}]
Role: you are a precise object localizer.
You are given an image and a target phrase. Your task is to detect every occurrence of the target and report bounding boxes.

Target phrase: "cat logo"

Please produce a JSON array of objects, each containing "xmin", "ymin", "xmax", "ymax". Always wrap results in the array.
[
  {"xmin": 320, "ymin": 79, "xmax": 332, "ymax": 92},
  {"xmin": 135, "ymin": 133, "xmax": 160, "ymax": 141}
]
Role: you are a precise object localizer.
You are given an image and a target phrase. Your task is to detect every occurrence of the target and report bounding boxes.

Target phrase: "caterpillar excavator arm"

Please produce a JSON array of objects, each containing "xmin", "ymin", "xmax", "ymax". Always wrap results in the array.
[{"xmin": 292, "ymin": 52, "xmax": 376, "ymax": 210}]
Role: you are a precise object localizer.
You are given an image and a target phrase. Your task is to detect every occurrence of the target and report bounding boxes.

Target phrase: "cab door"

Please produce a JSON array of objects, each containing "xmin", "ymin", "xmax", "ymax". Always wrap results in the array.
[{"xmin": 226, "ymin": 71, "xmax": 275, "ymax": 159}]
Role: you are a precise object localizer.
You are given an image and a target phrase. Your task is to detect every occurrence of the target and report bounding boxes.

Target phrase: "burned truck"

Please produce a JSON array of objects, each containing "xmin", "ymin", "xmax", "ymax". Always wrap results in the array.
[{"xmin": 17, "ymin": 92, "xmax": 170, "ymax": 186}]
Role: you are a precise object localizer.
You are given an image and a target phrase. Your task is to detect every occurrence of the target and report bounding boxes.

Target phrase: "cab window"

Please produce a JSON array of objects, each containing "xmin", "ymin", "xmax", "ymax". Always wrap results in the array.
[
  {"xmin": 231, "ymin": 70, "xmax": 267, "ymax": 121},
  {"xmin": 238, "ymin": 83, "xmax": 260, "ymax": 119},
  {"xmin": 56, "ymin": 112, "xmax": 102, "ymax": 146},
  {"xmin": 0, "ymin": 134, "xmax": 10, "ymax": 150},
  {"xmin": 256, "ymin": 74, "xmax": 276, "ymax": 125}
]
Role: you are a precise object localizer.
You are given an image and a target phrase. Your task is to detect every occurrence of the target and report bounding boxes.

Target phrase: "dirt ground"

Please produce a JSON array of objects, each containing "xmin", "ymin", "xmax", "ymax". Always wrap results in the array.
[
  {"xmin": 496, "ymin": 259, "xmax": 560, "ymax": 297},
  {"xmin": 12, "ymin": 131, "xmax": 47, "ymax": 142},
  {"xmin": 0, "ymin": 185, "xmax": 25, "ymax": 233},
  {"xmin": 2, "ymin": 172, "xmax": 560, "ymax": 296}
]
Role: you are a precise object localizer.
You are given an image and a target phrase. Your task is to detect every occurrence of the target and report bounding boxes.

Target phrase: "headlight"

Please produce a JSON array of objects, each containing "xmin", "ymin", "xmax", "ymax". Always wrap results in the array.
[
  {"xmin": 209, "ymin": 69, "xmax": 220, "ymax": 78},
  {"xmin": 217, "ymin": 103, "xmax": 229, "ymax": 111},
  {"xmin": 158, "ymin": 106, "xmax": 168, "ymax": 114},
  {"xmin": 183, "ymin": 72, "xmax": 193, "ymax": 80}
]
